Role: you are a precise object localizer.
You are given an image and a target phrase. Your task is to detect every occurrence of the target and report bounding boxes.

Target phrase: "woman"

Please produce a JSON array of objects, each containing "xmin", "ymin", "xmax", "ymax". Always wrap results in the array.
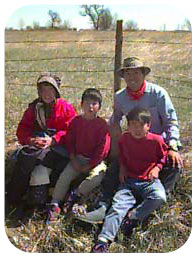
[{"xmin": 7, "ymin": 73, "xmax": 76, "ymax": 209}]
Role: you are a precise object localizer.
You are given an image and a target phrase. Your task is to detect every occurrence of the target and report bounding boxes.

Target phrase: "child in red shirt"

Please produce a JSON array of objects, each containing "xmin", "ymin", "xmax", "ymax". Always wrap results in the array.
[
  {"xmin": 92, "ymin": 107, "xmax": 167, "ymax": 253},
  {"xmin": 47, "ymin": 88, "xmax": 110, "ymax": 222}
]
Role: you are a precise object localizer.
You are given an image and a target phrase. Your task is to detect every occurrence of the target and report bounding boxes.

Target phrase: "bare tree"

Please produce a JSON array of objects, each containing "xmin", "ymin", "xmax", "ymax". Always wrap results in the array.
[
  {"xmin": 80, "ymin": 5, "xmax": 105, "ymax": 30},
  {"xmin": 48, "ymin": 10, "xmax": 61, "ymax": 28}
]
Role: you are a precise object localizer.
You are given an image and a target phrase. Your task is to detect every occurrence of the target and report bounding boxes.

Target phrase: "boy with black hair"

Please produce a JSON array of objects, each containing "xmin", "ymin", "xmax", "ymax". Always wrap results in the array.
[
  {"xmin": 47, "ymin": 88, "xmax": 110, "ymax": 222},
  {"xmin": 92, "ymin": 107, "xmax": 167, "ymax": 253}
]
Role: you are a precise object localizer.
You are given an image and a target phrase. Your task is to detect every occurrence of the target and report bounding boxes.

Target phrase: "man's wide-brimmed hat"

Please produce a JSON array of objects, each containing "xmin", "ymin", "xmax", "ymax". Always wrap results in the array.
[
  {"xmin": 117, "ymin": 57, "xmax": 151, "ymax": 78},
  {"xmin": 37, "ymin": 73, "xmax": 61, "ymax": 98}
]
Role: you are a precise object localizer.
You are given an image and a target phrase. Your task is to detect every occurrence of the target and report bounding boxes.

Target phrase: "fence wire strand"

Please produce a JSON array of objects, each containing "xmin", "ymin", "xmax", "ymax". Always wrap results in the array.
[{"xmin": 5, "ymin": 39, "xmax": 191, "ymax": 45}]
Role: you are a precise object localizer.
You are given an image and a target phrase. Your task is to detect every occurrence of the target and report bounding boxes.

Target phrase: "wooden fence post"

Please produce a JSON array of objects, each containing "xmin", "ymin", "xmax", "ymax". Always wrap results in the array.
[{"xmin": 114, "ymin": 20, "xmax": 123, "ymax": 92}]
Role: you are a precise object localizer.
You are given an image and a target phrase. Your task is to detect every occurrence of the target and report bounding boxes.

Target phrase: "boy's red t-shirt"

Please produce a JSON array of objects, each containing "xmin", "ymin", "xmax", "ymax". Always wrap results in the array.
[
  {"xmin": 66, "ymin": 115, "xmax": 111, "ymax": 168},
  {"xmin": 118, "ymin": 132, "xmax": 168, "ymax": 180}
]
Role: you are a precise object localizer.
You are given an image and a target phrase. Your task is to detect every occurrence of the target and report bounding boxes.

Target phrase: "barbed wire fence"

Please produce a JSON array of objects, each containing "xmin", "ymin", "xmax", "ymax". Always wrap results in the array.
[
  {"xmin": 5, "ymin": 22, "xmax": 192, "ymax": 149},
  {"xmin": 5, "ymin": 41, "xmax": 192, "ymax": 95}
]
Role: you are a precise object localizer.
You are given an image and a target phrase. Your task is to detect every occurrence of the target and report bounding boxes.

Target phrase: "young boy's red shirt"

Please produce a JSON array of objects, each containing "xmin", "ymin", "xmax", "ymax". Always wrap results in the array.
[
  {"xmin": 16, "ymin": 98, "xmax": 76, "ymax": 145},
  {"xmin": 118, "ymin": 132, "xmax": 168, "ymax": 180},
  {"xmin": 66, "ymin": 115, "xmax": 111, "ymax": 168}
]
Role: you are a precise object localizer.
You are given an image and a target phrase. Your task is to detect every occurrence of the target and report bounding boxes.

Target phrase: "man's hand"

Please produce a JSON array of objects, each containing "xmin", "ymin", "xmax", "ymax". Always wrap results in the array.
[{"xmin": 167, "ymin": 150, "xmax": 183, "ymax": 168}]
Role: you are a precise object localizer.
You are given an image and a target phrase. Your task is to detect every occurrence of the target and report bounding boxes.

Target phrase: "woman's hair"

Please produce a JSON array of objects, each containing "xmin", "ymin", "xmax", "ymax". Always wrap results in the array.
[
  {"xmin": 126, "ymin": 107, "xmax": 151, "ymax": 124},
  {"xmin": 81, "ymin": 88, "xmax": 102, "ymax": 108}
]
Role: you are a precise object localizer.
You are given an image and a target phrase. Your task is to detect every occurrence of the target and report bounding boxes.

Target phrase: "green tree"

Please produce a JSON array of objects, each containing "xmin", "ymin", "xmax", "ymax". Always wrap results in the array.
[
  {"xmin": 62, "ymin": 20, "xmax": 72, "ymax": 30},
  {"xmin": 99, "ymin": 8, "xmax": 113, "ymax": 30},
  {"xmin": 183, "ymin": 18, "xmax": 192, "ymax": 31},
  {"xmin": 124, "ymin": 19, "xmax": 139, "ymax": 31},
  {"xmin": 18, "ymin": 18, "xmax": 25, "ymax": 30},
  {"xmin": 80, "ymin": 5, "xmax": 105, "ymax": 30},
  {"xmin": 110, "ymin": 13, "xmax": 118, "ymax": 30},
  {"xmin": 48, "ymin": 10, "xmax": 61, "ymax": 28},
  {"xmin": 33, "ymin": 21, "xmax": 40, "ymax": 30}
]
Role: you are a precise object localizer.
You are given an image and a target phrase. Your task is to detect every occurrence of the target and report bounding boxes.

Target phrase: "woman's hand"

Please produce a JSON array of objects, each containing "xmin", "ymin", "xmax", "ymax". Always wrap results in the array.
[{"xmin": 30, "ymin": 136, "xmax": 53, "ymax": 149}]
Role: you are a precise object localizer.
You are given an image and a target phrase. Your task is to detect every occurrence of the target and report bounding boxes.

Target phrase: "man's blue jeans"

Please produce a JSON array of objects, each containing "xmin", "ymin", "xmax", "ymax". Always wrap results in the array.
[{"xmin": 98, "ymin": 178, "xmax": 166, "ymax": 242}]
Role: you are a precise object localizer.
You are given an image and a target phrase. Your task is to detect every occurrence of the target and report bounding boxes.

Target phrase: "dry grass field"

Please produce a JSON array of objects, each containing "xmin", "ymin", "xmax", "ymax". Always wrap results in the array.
[{"xmin": 5, "ymin": 29, "xmax": 192, "ymax": 253}]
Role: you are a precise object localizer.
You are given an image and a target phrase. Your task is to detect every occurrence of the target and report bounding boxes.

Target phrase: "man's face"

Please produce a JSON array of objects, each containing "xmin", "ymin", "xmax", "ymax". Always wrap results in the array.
[{"xmin": 123, "ymin": 68, "xmax": 145, "ymax": 91}]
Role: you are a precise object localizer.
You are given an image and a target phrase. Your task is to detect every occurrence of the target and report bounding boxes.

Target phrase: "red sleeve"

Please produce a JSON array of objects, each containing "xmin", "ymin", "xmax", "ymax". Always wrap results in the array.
[
  {"xmin": 16, "ymin": 105, "xmax": 35, "ymax": 145},
  {"xmin": 65, "ymin": 117, "xmax": 77, "ymax": 155},
  {"xmin": 156, "ymin": 136, "xmax": 168, "ymax": 170},
  {"xmin": 52, "ymin": 101, "xmax": 77, "ymax": 145},
  {"xmin": 89, "ymin": 122, "xmax": 111, "ymax": 168},
  {"xmin": 118, "ymin": 136, "xmax": 128, "ymax": 168}
]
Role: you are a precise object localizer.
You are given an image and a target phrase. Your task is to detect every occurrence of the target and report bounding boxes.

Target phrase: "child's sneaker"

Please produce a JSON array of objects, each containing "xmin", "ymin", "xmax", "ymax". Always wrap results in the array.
[
  {"xmin": 46, "ymin": 203, "xmax": 61, "ymax": 224},
  {"xmin": 75, "ymin": 205, "xmax": 106, "ymax": 224},
  {"xmin": 63, "ymin": 190, "xmax": 81, "ymax": 214},
  {"xmin": 91, "ymin": 241, "xmax": 109, "ymax": 253},
  {"xmin": 72, "ymin": 203, "xmax": 87, "ymax": 216}
]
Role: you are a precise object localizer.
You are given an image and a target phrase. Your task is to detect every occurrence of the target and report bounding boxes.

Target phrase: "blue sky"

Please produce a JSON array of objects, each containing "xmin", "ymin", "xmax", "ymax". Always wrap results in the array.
[{"xmin": 4, "ymin": 1, "xmax": 193, "ymax": 31}]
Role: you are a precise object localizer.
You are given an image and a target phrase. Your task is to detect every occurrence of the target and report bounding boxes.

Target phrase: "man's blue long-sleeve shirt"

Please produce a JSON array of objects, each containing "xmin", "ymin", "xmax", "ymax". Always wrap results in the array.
[{"xmin": 110, "ymin": 81, "xmax": 181, "ymax": 150}]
